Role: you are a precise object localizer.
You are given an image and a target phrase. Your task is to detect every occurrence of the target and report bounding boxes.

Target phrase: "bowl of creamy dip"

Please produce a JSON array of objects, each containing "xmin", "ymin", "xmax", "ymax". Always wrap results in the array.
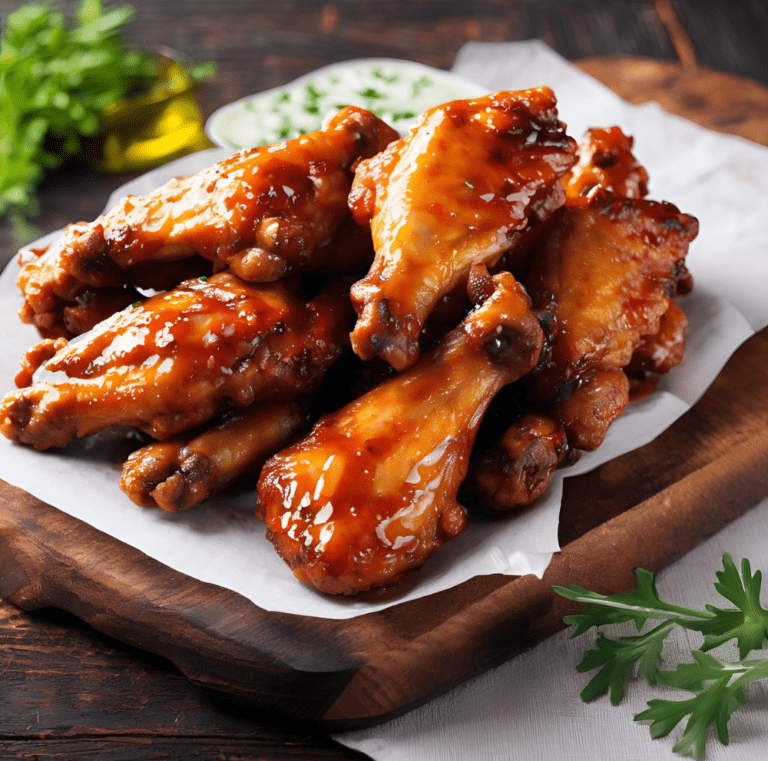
[{"xmin": 205, "ymin": 58, "xmax": 487, "ymax": 150}]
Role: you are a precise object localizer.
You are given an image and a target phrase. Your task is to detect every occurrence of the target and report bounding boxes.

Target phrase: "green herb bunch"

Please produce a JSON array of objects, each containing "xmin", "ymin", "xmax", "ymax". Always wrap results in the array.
[
  {"xmin": 0, "ymin": 0, "xmax": 156, "ymax": 216},
  {"xmin": 554, "ymin": 554, "xmax": 768, "ymax": 758}
]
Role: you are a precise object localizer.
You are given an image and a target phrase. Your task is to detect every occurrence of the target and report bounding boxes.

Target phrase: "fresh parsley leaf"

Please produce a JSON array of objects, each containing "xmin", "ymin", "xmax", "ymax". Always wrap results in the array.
[
  {"xmin": 0, "ymin": 0, "xmax": 213, "ymax": 217},
  {"xmin": 576, "ymin": 622, "xmax": 674, "ymax": 704},
  {"xmin": 554, "ymin": 566, "xmax": 710, "ymax": 636},
  {"xmin": 635, "ymin": 650, "xmax": 768, "ymax": 760},
  {"xmin": 635, "ymin": 675, "xmax": 744, "ymax": 760},
  {"xmin": 554, "ymin": 554, "xmax": 768, "ymax": 758},
  {"xmin": 701, "ymin": 555, "xmax": 768, "ymax": 658},
  {"xmin": 0, "ymin": 0, "xmax": 156, "ymax": 215}
]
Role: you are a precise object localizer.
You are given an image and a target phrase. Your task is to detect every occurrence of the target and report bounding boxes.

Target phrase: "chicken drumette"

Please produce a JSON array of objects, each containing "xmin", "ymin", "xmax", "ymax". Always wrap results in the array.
[
  {"xmin": 256, "ymin": 267, "xmax": 544, "ymax": 595},
  {"xmin": 347, "ymin": 87, "xmax": 577, "ymax": 371},
  {"xmin": 1, "ymin": 272, "xmax": 352, "ymax": 450},
  {"xmin": 17, "ymin": 106, "xmax": 397, "ymax": 338}
]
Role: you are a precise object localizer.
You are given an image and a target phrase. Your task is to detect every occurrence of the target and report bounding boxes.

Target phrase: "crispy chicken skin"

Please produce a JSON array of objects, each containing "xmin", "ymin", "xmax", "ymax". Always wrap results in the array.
[
  {"xmin": 564, "ymin": 126, "xmax": 649, "ymax": 200},
  {"xmin": 627, "ymin": 298, "xmax": 689, "ymax": 375},
  {"xmin": 347, "ymin": 87, "xmax": 577, "ymax": 371},
  {"xmin": 17, "ymin": 249, "xmax": 215, "ymax": 339},
  {"xmin": 0, "ymin": 272, "xmax": 352, "ymax": 450},
  {"xmin": 525, "ymin": 189, "xmax": 698, "ymax": 402},
  {"xmin": 120, "ymin": 400, "xmax": 306, "ymax": 512},
  {"xmin": 256, "ymin": 268, "xmax": 544, "ymax": 595},
  {"xmin": 17, "ymin": 106, "xmax": 397, "ymax": 338}
]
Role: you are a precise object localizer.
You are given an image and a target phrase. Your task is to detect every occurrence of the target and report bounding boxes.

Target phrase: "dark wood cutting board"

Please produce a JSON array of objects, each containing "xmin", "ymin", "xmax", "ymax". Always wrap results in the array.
[{"xmin": 1, "ymin": 58, "xmax": 767, "ymax": 731}]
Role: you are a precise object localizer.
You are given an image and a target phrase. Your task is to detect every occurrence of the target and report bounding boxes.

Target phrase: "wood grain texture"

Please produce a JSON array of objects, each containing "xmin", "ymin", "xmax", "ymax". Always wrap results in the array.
[
  {"xmin": 577, "ymin": 56, "xmax": 768, "ymax": 144},
  {"xmin": 0, "ymin": 598, "xmax": 368, "ymax": 759}
]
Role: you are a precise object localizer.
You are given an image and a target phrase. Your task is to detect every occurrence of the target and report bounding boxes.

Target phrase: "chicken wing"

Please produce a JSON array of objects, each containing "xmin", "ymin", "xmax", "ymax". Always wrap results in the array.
[
  {"xmin": 549, "ymin": 368, "xmax": 630, "ymax": 451},
  {"xmin": 465, "ymin": 188, "xmax": 697, "ymax": 514},
  {"xmin": 347, "ymin": 87, "xmax": 577, "ymax": 371},
  {"xmin": 120, "ymin": 400, "xmax": 306, "ymax": 512},
  {"xmin": 462, "ymin": 412, "xmax": 568, "ymax": 513},
  {"xmin": 524, "ymin": 189, "xmax": 698, "ymax": 402},
  {"xmin": 17, "ymin": 247, "xmax": 214, "ymax": 339},
  {"xmin": 17, "ymin": 106, "xmax": 397, "ymax": 337},
  {"xmin": 564, "ymin": 126, "xmax": 649, "ymax": 200},
  {"xmin": 256, "ymin": 267, "xmax": 544, "ymax": 595},
  {"xmin": 0, "ymin": 272, "xmax": 352, "ymax": 449}
]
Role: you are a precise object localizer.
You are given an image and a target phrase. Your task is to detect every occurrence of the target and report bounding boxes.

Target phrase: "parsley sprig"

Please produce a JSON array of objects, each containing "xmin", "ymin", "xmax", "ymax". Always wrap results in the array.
[
  {"xmin": 554, "ymin": 554, "xmax": 768, "ymax": 758},
  {"xmin": 1, "ymin": 0, "xmax": 158, "ymax": 216}
]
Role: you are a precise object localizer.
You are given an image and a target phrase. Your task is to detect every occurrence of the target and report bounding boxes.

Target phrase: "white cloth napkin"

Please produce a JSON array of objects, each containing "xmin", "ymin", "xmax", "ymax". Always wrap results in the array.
[{"xmin": 333, "ymin": 40, "xmax": 768, "ymax": 760}]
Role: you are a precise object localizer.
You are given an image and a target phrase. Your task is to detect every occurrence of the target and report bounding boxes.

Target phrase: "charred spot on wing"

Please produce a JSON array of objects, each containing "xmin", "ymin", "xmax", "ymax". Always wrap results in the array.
[
  {"xmin": 483, "ymin": 324, "xmax": 532, "ymax": 363},
  {"xmin": 674, "ymin": 262, "xmax": 694, "ymax": 294},
  {"xmin": 594, "ymin": 150, "xmax": 619, "ymax": 169},
  {"xmin": 661, "ymin": 214, "xmax": 687, "ymax": 232},
  {"xmin": 663, "ymin": 278, "xmax": 678, "ymax": 298},
  {"xmin": 535, "ymin": 308, "xmax": 557, "ymax": 342}
]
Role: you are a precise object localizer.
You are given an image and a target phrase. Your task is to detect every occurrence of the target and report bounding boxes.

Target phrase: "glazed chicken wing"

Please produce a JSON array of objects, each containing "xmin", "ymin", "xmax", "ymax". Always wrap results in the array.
[
  {"xmin": 120, "ymin": 400, "xmax": 306, "ymax": 512},
  {"xmin": 564, "ymin": 126, "xmax": 649, "ymax": 200},
  {"xmin": 550, "ymin": 367, "xmax": 630, "ymax": 451},
  {"xmin": 17, "ymin": 106, "xmax": 397, "ymax": 338},
  {"xmin": 525, "ymin": 189, "xmax": 698, "ymax": 402},
  {"xmin": 256, "ymin": 268, "xmax": 544, "ymax": 595},
  {"xmin": 0, "ymin": 272, "xmax": 352, "ymax": 450},
  {"xmin": 17, "ymin": 248, "xmax": 214, "ymax": 339},
  {"xmin": 347, "ymin": 87, "xmax": 577, "ymax": 371},
  {"xmin": 462, "ymin": 412, "xmax": 568, "ymax": 513},
  {"xmin": 466, "ymin": 188, "xmax": 697, "ymax": 514}
]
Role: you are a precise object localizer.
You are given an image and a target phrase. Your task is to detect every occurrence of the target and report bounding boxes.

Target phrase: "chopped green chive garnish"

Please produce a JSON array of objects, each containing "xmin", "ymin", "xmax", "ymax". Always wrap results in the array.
[
  {"xmin": 412, "ymin": 75, "xmax": 432, "ymax": 97},
  {"xmin": 357, "ymin": 87, "xmax": 384, "ymax": 100},
  {"xmin": 372, "ymin": 68, "xmax": 399, "ymax": 83},
  {"xmin": 305, "ymin": 83, "xmax": 324, "ymax": 100}
]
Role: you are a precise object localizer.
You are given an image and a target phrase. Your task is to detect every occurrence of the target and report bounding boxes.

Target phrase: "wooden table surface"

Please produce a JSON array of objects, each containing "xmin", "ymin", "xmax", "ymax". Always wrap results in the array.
[{"xmin": 1, "ymin": 1, "xmax": 767, "ymax": 759}]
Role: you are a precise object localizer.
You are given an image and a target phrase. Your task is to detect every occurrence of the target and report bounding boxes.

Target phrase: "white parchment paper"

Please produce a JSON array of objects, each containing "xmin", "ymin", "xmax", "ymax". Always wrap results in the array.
[{"xmin": 0, "ymin": 41, "xmax": 764, "ymax": 620}]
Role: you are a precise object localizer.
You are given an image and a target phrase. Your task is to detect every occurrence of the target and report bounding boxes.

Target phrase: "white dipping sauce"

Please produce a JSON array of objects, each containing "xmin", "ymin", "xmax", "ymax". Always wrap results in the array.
[{"xmin": 206, "ymin": 59, "xmax": 486, "ymax": 150}]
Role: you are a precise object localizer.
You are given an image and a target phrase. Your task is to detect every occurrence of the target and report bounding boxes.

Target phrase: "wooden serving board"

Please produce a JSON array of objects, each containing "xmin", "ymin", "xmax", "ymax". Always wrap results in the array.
[{"xmin": 1, "ymin": 58, "xmax": 768, "ymax": 731}]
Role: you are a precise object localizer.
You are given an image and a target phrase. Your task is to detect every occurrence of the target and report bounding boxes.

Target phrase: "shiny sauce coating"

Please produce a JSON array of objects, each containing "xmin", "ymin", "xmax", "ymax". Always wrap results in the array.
[
  {"xmin": 347, "ymin": 87, "xmax": 578, "ymax": 371},
  {"xmin": 258, "ymin": 270, "xmax": 544, "ymax": 595}
]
